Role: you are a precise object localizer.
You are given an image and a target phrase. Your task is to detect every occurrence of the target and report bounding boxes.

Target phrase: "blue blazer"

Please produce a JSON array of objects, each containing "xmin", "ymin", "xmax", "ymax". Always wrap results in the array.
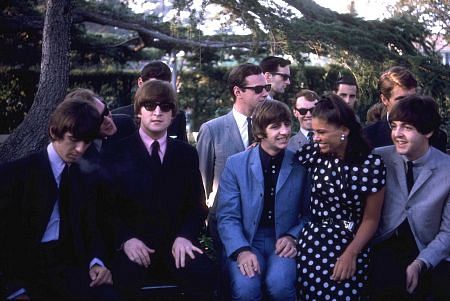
[{"xmin": 216, "ymin": 146, "xmax": 310, "ymax": 258}]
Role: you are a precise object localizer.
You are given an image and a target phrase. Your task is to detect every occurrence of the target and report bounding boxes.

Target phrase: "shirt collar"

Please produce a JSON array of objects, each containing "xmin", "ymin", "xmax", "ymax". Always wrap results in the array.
[
  {"xmin": 401, "ymin": 146, "xmax": 431, "ymax": 167},
  {"xmin": 259, "ymin": 145, "xmax": 285, "ymax": 168},
  {"xmin": 139, "ymin": 128, "xmax": 167, "ymax": 156},
  {"xmin": 232, "ymin": 106, "xmax": 249, "ymax": 130},
  {"xmin": 47, "ymin": 143, "xmax": 66, "ymax": 184},
  {"xmin": 299, "ymin": 127, "xmax": 312, "ymax": 138}
]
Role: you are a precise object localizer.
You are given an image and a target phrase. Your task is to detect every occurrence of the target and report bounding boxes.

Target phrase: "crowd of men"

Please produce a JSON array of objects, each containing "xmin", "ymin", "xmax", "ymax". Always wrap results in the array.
[{"xmin": 0, "ymin": 57, "xmax": 448, "ymax": 301}]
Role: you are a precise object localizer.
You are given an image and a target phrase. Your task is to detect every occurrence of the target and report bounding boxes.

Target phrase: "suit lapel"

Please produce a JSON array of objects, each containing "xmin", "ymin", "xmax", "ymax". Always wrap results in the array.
[
  {"xmin": 409, "ymin": 149, "xmax": 437, "ymax": 198},
  {"xmin": 249, "ymin": 147, "xmax": 264, "ymax": 189},
  {"xmin": 34, "ymin": 151, "xmax": 59, "ymax": 243},
  {"xmin": 391, "ymin": 153, "xmax": 409, "ymax": 198},
  {"xmin": 225, "ymin": 111, "xmax": 245, "ymax": 151},
  {"xmin": 276, "ymin": 151, "xmax": 293, "ymax": 193}
]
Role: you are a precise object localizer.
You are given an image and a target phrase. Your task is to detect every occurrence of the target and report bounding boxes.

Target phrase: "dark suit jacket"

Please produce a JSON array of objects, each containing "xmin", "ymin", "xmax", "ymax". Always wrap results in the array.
[
  {"xmin": 363, "ymin": 117, "xmax": 448, "ymax": 152},
  {"xmin": 112, "ymin": 105, "xmax": 188, "ymax": 142},
  {"xmin": 0, "ymin": 151, "xmax": 104, "ymax": 295},
  {"xmin": 99, "ymin": 133, "xmax": 206, "ymax": 253}
]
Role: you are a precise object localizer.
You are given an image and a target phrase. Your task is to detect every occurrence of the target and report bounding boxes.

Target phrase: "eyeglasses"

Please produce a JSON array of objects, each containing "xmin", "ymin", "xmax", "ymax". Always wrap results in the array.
[
  {"xmin": 271, "ymin": 72, "xmax": 291, "ymax": 81},
  {"xmin": 100, "ymin": 101, "xmax": 110, "ymax": 119},
  {"xmin": 239, "ymin": 84, "xmax": 271, "ymax": 94},
  {"xmin": 295, "ymin": 107, "xmax": 314, "ymax": 115},
  {"xmin": 142, "ymin": 102, "xmax": 175, "ymax": 112}
]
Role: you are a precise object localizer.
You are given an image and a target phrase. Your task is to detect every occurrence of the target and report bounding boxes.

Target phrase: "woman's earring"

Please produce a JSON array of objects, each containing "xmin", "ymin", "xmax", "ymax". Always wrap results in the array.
[{"xmin": 340, "ymin": 134, "xmax": 345, "ymax": 141}]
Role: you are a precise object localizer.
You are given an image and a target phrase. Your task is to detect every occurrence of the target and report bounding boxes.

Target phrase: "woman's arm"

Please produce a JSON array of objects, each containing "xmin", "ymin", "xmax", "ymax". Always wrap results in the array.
[{"xmin": 331, "ymin": 187, "xmax": 385, "ymax": 281}]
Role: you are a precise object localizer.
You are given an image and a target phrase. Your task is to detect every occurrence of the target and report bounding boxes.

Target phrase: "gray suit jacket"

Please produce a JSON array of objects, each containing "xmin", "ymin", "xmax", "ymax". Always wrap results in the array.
[
  {"xmin": 373, "ymin": 146, "xmax": 450, "ymax": 267},
  {"xmin": 196, "ymin": 110, "xmax": 245, "ymax": 207},
  {"xmin": 216, "ymin": 146, "xmax": 309, "ymax": 257},
  {"xmin": 287, "ymin": 131, "xmax": 308, "ymax": 153}
]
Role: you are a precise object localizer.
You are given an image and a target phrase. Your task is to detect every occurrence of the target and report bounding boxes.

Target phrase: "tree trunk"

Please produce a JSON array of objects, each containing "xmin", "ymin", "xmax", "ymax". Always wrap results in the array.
[{"xmin": 0, "ymin": 0, "xmax": 71, "ymax": 162}]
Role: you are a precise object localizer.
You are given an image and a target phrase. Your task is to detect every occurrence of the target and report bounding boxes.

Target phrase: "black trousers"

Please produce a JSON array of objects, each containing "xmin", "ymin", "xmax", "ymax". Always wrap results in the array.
[
  {"xmin": 27, "ymin": 241, "xmax": 118, "ymax": 300},
  {"xmin": 113, "ymin": 246, "xmax": 217, "ymax": 300},
  {"xmin": 368, "ymin": 221, "xmax": 448, "ymax": 301}
]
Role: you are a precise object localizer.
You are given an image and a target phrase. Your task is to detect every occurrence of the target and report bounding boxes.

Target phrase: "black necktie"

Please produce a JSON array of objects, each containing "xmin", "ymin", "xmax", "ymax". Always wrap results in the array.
[
  {"xmin": 247, "ymin": 117, "xmax": 253, "ymax": 146},
  {"xmin": 307, "ymin": 131, "xmax": 314, "ymax": 144},
  {"xmin": 406, "ymin": 161, "xmax": 414, "ymax": 193},
  {"xmin": 151, "ymin": 141, "xmax": 161, "ymax": 166}
]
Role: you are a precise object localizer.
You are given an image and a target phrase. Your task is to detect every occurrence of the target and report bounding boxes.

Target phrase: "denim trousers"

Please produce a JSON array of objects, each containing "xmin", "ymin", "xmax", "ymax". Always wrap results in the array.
[{"xmin": 226, "ymin": 227, "xmax": 296, "ymax": 301}]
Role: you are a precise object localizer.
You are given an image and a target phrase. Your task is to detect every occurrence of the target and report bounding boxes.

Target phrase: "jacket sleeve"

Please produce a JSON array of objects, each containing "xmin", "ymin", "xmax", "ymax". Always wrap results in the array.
[
  {"xmin": 196, "ymin": 123, "xmax": 215, "ymax": 204},
  {"xmin": 216, "ymin": 158, "xmax": 251, "ymax": 258}
]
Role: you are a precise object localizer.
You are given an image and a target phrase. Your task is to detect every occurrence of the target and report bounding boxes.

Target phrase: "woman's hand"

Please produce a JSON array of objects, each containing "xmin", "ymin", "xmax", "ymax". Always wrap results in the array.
[{"xmin": 331, "ymin": 249, "xmax": 357, "ymax": 282}]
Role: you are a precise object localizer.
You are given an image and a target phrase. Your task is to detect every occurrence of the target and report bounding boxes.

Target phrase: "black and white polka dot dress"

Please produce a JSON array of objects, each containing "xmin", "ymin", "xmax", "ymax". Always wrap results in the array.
[{"xmin": 296, "ymin": 144, "xmax": 385, "ymax": 301}]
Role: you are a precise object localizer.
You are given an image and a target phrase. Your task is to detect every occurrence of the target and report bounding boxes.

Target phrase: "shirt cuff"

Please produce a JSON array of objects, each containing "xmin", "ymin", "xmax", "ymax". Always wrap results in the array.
[
  {"xmin": 89, "ymin": 257, "xmax": 105, "ymax": 269},
  {"xmin": 7, "ymin": 288, "xmax": 26, "ymax": 300},
  {"xmin": 417, "ymin": 257, "xmax": 431, "ymax": 270}
]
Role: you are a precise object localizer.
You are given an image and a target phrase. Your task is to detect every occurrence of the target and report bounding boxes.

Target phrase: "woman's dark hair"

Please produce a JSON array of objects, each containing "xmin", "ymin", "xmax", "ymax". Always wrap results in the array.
[{"xmin": 312, "ymin": 93, "xmax": 371, "ymax": 163}]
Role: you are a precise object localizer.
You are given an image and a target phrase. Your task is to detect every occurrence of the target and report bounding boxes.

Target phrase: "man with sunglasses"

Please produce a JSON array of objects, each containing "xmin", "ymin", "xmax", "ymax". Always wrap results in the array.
[
  {"xmin": 99, "ymin": 80, "xmax": 215, "ymax": 299},
  {"xmin": 112, "ymin": 60, "xmax": 188, "ymax": 142},
  {"xmin": 287, "ymin": 89, "xmax": 319, "ymax": 152},
  {"xmin": 64, "ymin": 89, "xmax": 136, "ymax": 165},
  {"xmin": 260, "ymin": 56, "xmax": 291, "ymax": 100}
]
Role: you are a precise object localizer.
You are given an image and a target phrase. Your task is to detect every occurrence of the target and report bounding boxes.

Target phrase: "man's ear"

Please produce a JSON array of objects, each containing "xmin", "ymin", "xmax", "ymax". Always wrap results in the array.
[
  {"xmin": 264, "ymin": 72, "xmax": 272, "ymax": 82},
  {"xmin": 137, "ymin": 77, "xmax": 144, "ymax": 88},
  {"xmin": 425, "ymin": 131, "xmax": 434, "ymax": 139},
  {"xmin": 233, "ymin": 86, "xmax": 241, "ymax": 98},
  {"xmin": 380, "ymin": 94, "xmax": 389, "ymax": 108},
  {"xmin": 49, "ymin": 127, "xmax": 56, "ymax": 140}
]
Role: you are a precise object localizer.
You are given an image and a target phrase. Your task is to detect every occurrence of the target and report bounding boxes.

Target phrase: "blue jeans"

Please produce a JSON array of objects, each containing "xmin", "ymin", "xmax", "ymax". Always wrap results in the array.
[{"xmin": 226, "ymin": 228, "xmax": 296, "ymax": 301}]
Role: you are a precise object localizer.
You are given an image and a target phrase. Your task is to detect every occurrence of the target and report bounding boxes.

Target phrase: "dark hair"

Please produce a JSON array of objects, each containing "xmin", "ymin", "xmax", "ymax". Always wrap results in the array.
[
  {"xmin": 260, "ymin": 56, "xmax": 291, "ymax": 73},
  {"xmin": 252, "ymin": 99, "xmax": 292, "ymax": 142},
  {"xmin": 228, "ymin": 63, "xmax": 263, "ymax": 100},
  {"xmin": 335, "ymin": 74, "xmax": 358, "ymax": 91},
  {"xmin": 49, "ymin": 98, "xmax": 101, "ymax": 142},
  {"xmin": 140, "ymin": 61, "xmax": 172, "ymax": 82},
  {"xmin": 134, "ymin": 80, "xmax": 177, "ymax": 117},
  {"xmin": 378, "ymin": 66, "xmax": 417, "ymax": 99},
  {"xmin": 389, "ymin": 95, "xmax": 441, "ymax": 135},
  {"xmin": 65, "ymin": 88, "xmax": 100, "ymax": 103},
  {"xmin": 293, "ymin": 89, "xmax": 319, "ymax": 106},
  {"xmin": 366, "ymin": 102, "xmax": 386, "ymax": 124},
  {"xmin": 313, "ymin": 93, "xmax": 371, "ymax": 163}
]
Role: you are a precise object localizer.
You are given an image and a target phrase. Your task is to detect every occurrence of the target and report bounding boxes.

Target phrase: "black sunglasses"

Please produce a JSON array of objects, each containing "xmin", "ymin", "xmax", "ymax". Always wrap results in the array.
[
  {"xmin": 271, "ymin": 72, "xmax": 291, "ymax": 81},
  {"xmin": 100, "ymin": 101, "xmax": 110, "ymax": 119},
  {"xmin": 142, "ymin": 102, "xmax": 175, "ymax": 112},
  {"xmin": 295, "ymin": 107, "xmax": 314, "ymax": 115},
  {"xmin": 239, "ymin": 84, "xmax": 271, "ymax": 94}
]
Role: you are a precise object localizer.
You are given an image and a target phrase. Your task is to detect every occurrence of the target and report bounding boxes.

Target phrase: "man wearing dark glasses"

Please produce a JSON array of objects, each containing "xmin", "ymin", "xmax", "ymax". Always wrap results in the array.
[
  {"xmin": 99, "ymin": 80, "xmax": 215, "ymax": 299},
  {"xmin": 112, "ymin": 60, "xmax": 188, "ymax": 142},
  {"xmin": 260, "ymin": 56, "xmax": 291, "ymax": 100},
  {"xmin": 287, "ymin": 89, "xmax": 319, "ymax": 152},
  {"xmin": 64, "ymin": 89, "xmax": 136, "ymax": 166}
]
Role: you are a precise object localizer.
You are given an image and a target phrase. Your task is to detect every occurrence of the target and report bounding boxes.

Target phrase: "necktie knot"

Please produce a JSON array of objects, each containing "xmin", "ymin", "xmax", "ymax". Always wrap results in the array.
[
  {"xmin": 247, "ymin": 117, "xmax": 253, "ymax": 146},
  {"xmin": 307, "ymin": 131, "xmax": 314, "ymax": 144}
]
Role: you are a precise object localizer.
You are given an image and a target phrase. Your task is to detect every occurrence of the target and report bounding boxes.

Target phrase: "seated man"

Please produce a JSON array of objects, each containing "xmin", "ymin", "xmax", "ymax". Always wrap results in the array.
[
  {"xmin": 371, "ymin": 95, "xmax": 450, "ymax": 301},
  {"xmin": 100, "ymin": 80, "xmax": 215, "ymax": 299},
  {"xmin": 217, "ymin": 99, "xmax": 310, "ymax": 301},
  {"xmin": 0, "ymin": 98, "xmax": 115, "ymax": 300}
]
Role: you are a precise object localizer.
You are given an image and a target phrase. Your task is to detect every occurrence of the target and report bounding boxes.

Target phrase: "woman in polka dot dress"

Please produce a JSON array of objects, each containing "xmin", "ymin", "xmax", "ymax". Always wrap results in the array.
[{"xmin": 296, "ymin": 94, "xmax": 386, "ymax": 301}]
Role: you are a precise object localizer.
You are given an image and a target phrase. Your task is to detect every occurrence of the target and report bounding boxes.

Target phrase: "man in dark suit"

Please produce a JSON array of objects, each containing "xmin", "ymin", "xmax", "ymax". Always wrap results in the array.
[
  {"xmin": 363, "ymin": 66, "xmax": 447, "ymax": 152},
  {"xmin": 0, "ymin": 98, "xmax": 115, "ymax": 299},
  {"xmin": 100, "ymin": 80, "xmax": 215, "ymax": 299},
  {"xmin": 112, "ymin": 60, "xmax": 188, "ymax": 142}
]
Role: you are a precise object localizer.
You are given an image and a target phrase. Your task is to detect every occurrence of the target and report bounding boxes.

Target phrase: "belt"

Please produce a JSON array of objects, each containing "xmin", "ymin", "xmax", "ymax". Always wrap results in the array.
[{"xmin": 311, "ymin": 216, "xmax": 356, "ymax": 232}]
